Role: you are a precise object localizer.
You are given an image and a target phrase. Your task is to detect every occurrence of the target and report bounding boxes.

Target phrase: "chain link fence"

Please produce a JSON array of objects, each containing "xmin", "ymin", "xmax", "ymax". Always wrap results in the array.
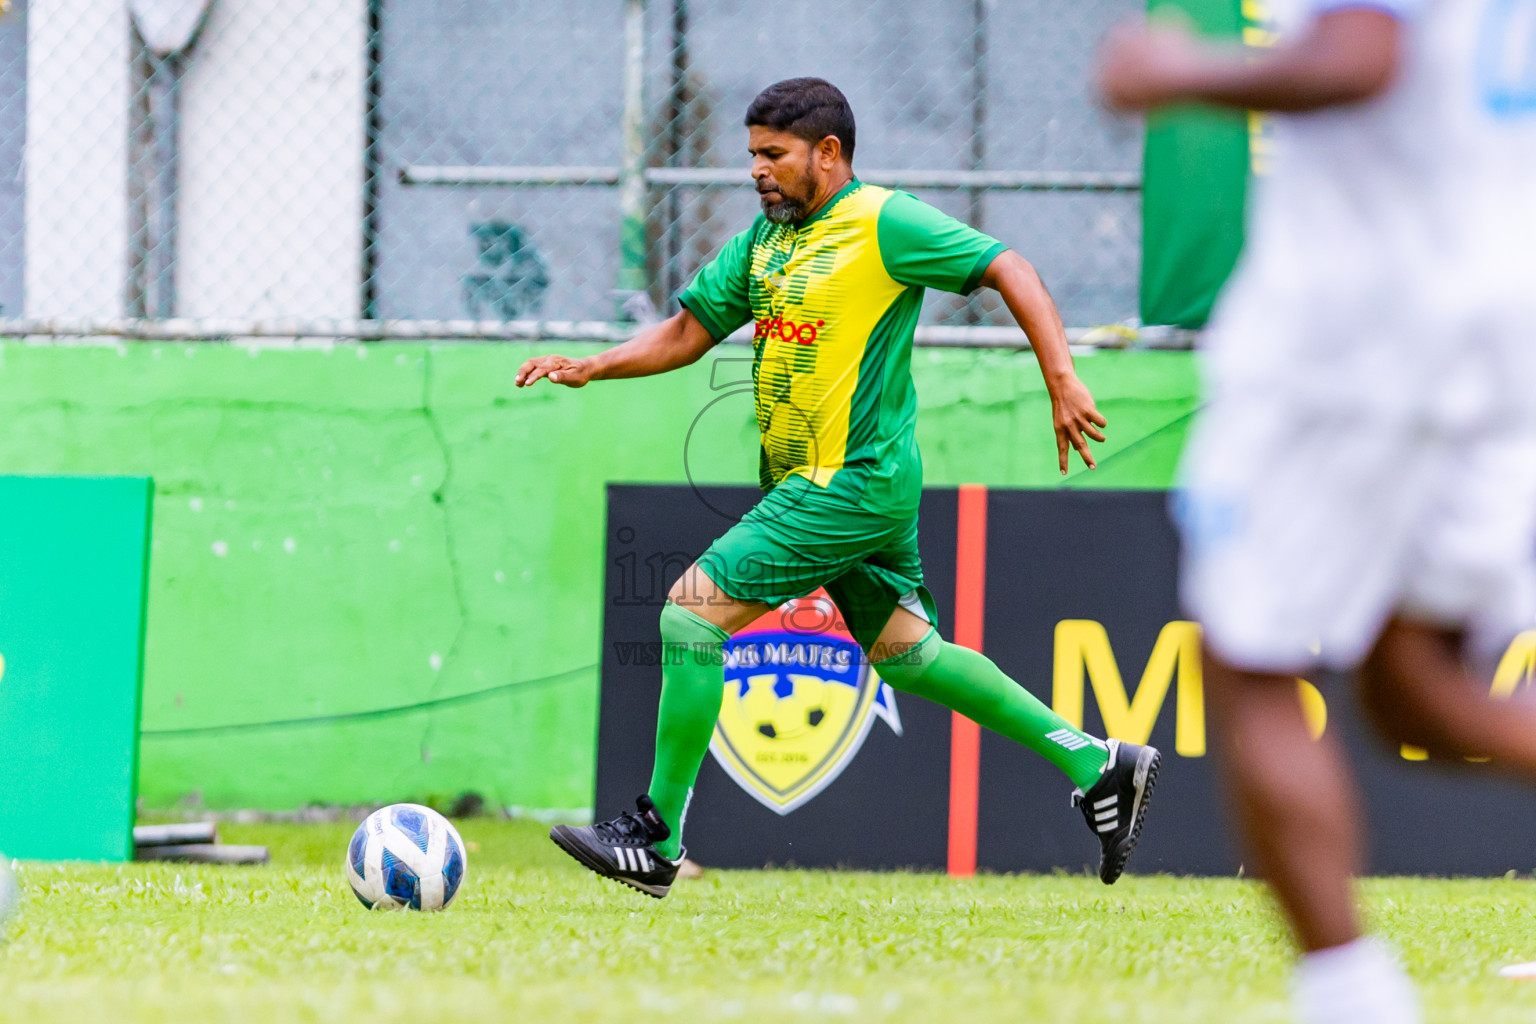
[{"xmin": 0, "ymin": 0, "xmax": 1146, "ymax": 341}]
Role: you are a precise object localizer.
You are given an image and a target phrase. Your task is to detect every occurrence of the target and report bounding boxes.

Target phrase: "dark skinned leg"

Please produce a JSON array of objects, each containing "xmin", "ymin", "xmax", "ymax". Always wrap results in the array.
[
  {"xmin": 1361, "ymin": 618, "xmax": 1536, "ymax": 773},
  {"xmin": 1205, "ymin": 648, "xmax": 1364, "ymax": 952}
]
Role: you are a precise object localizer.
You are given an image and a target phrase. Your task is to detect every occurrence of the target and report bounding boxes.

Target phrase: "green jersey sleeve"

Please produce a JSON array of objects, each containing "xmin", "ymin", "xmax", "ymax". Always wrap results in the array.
[
  {"xmin": 876, "ymin": 191, "xmax": 1008, "ymax": 295},
  {"xmin": 677, "ymin": 225, "xmax": 756, "ymax": 341}
]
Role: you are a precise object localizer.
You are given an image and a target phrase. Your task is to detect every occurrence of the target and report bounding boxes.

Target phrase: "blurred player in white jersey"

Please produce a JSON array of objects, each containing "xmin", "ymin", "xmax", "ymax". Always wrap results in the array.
[{"xmin": 1100, "ymin": 3, "xmax": 1536, "ymax": 1022}]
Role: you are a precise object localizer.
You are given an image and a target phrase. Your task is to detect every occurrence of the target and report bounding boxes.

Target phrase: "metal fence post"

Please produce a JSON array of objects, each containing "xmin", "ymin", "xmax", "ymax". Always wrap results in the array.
[
  {"xmin": 965, "ymin": 0, "xmax": 990, "ymax": 324},
  {"xmin": 661, "ymin": 0, "xmax": 689, "ymax": 306},
  {"xmin": 143, "ymin": 54, "xmax": 180, "ymax": 318},
  {"xmin": 616, "ymin": 0, "xmax": 648, "ymax": 314}
]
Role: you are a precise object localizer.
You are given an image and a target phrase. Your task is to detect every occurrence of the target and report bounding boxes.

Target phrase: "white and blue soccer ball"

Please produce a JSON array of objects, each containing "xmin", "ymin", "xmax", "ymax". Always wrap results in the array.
[{"xmin": 345, "ymin": 804, "xmax": 467, "ymax": 911}]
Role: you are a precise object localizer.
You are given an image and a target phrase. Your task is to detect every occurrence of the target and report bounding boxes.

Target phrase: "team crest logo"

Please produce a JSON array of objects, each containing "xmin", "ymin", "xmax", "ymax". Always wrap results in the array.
[{"xmin": 709, "ymin": 591, "xmax": 902, "ymax": 814}]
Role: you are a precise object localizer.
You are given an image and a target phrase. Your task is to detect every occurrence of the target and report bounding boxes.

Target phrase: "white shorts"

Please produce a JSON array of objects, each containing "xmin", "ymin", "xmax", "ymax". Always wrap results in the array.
[{"xmin": 1176, "ymin": 394, "xmax": 1536, "ymax": 674}]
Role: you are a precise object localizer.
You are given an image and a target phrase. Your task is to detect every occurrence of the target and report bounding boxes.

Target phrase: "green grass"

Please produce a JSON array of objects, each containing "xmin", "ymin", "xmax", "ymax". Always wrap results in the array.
[{"xmin": 4, "ymin": 820, "xmax": 1536, "ymax": 1022}]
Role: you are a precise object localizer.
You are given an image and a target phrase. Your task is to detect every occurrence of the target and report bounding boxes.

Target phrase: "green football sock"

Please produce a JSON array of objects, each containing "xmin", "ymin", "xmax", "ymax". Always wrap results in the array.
[
  {"xmin": 875, "ymin": 628, "xmax": 1109, "ymax": 790},
  {"xmin": 646, "ymin": 601, "xmax": 731, "ymax": 860}
]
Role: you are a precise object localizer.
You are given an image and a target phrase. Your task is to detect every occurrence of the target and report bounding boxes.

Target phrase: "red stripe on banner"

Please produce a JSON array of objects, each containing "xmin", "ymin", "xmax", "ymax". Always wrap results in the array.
[{"xmin": 948, "ymin": 483, "xmax": 987, "ymax": 878}]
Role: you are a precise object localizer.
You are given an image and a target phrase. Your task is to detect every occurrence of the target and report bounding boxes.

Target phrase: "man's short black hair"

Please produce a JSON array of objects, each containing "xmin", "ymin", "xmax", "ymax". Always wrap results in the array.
[{"xmin": 744, "ymin": 78, "xmax": 856, "ymax": 161}]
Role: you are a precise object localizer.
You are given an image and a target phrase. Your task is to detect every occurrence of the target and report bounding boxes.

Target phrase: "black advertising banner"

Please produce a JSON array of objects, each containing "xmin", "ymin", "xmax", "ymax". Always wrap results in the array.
[
  {"xmin": 598, "ymin": 484, "xmax": 957, "ymax": 871},
  {"xmin": 598, "ymin": 485, "xmax": 1536, "ymax": 876},
  {"xmin": 976, "ymin": 489, "xmax": 1234, "ymax": 875},
  {"xmin": 978, "ymin": 489, "xmax": 1536, "ymax": 877}
]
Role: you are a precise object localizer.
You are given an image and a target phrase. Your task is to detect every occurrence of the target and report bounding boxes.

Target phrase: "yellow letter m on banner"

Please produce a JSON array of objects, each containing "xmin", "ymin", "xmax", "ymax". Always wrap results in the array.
[
  {"xmin": 1053, "ymin": 620, "xmax": 1207, "ymax": 757},
  {"xmin": 1491, "ymin": 631, "xmax": 1536, "ymax": 700}
]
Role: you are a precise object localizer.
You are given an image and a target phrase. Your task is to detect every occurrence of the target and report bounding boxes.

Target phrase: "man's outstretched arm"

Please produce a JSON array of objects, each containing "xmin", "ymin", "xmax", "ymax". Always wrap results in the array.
[
  {"xmin": 515, "ymin": 309, "xmax": 718, "ymax": 389},
  {"xmin": 979, "ymin": 250, "xmax": 1108, "ymax": 474},
  {"xmin": 1098, "ymin": 10, "xmax": 1401, "ymax": 113}
]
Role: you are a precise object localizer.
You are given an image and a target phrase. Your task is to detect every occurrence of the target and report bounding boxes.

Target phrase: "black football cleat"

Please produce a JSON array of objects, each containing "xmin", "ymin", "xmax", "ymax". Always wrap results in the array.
[
  {"xmin": 549, "ymin": 795, "xmax": 682, "ymax": 898},
  {"xmin": 1071, "ymin": 738, "xmax": 1161, "ymax": 885}
]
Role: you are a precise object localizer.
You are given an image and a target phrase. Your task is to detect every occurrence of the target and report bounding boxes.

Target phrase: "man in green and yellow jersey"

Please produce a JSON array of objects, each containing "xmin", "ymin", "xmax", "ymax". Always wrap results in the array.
[{"xmin": 522, "ymin": 78, "xmax": 1160, "ymax": 897}]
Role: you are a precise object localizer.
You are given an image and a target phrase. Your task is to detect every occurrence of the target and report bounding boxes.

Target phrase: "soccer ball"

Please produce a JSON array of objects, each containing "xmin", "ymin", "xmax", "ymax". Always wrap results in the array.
[
  {"xmin": 744, "ymin": 674, "xmax": 828, "ymax": 741},
  {"xmin": 345, "ymin": 804, "xmax": 467, "ymax": 911}
]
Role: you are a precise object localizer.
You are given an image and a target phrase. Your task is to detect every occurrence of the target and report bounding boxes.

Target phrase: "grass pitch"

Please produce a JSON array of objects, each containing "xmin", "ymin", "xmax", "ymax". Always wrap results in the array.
[{"xmin": 4, "ymin": 820, "xmax": 1536, "ymax": 1023}]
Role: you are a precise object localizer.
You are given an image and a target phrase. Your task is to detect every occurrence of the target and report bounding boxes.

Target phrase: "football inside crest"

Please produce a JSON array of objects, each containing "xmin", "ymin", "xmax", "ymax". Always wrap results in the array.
[{"xmin": 709, "ymin": 590, "xmax": 902, "ymax": 815}]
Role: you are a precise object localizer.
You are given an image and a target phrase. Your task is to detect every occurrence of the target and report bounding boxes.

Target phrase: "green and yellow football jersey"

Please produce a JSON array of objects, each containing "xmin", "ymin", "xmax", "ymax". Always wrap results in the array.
[{"xmin": 679, "ymin": 179, "xmax": 1007, "ymax": 517}]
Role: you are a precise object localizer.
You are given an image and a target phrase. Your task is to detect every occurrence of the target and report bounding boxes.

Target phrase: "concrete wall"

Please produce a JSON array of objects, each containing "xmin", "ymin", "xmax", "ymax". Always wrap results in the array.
[{"xmin": 0, "ymin": 342, "xmax": 1196, "ymax": 813}]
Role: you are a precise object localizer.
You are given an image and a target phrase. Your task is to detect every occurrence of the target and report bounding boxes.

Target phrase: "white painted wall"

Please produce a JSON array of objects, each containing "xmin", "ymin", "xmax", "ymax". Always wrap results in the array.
[
  {"xmin": 25, "ymin": 0, "xmax": 131, "ymax": 318},
  {"xmin": 177, "ymin": 0, "xmax": 366, "ymax": 318}
]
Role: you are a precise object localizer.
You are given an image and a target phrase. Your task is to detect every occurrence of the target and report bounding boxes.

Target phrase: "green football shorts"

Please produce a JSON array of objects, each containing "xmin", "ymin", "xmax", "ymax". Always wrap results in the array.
[{"xmin": 695, "ymin": 474, "xmax": 939, "ymax": 652}]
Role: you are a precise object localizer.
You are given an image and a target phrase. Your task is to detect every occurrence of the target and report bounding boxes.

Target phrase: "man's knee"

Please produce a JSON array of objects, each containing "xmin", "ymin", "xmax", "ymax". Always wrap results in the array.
[
  {"xmin": 870, "ymin": 627, "xmax": 942, "ymax": 689},
  {"xmin": 658, "ymin": 600, "xmax": 732, "ymax": 670},
  {"xmin": 870, "ymin": 604, "xmax": 933, "ymax": 663},
  {"xmin": 1358, "ymin": 655, "xmax": 1424, "ymax": 747},
  {"xmin": 663, "ymin": 563, "xmax": 770, "ymax": 636},
  {"xmin": 1359, "ymin": 629, "xmax": 1477, "ymax": 755}
]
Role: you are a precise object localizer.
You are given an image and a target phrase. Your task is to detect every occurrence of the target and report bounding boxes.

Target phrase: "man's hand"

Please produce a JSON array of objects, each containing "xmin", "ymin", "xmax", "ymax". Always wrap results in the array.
[
  {"xmin": 976, "ymin": 250, "xmax": 1108, "ymax": 474},
  {"xmin": 514, "ymin": 310, "xmax": 718, "ymax": 392},
  {"xmin": 1098, "ymin": 22, "xmax": 1202, "ymax": 112},
  {"xmin": 515, "ymin": 355, "xmax": 594, "ymax": 388},
  {"xmin": 1051, "ymin": 375, "xmax": 1109, "ymax": 475}
]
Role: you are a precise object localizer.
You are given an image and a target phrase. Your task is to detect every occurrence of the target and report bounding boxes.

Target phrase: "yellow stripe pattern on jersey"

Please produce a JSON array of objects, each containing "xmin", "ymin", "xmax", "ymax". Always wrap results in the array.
[{"xmin": 748, "ymin": 185, "xmax": 904, "ymax": 489}]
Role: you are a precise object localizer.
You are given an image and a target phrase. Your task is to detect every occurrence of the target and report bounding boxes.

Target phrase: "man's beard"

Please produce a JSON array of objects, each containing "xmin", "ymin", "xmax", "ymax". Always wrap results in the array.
[
  {"xmin": 760, "ymin": 157, "xmax": 816, "ymax": 224},
  {"xmin": 762, "ymin": 195, "xmax": 808, "ymax": 224}
]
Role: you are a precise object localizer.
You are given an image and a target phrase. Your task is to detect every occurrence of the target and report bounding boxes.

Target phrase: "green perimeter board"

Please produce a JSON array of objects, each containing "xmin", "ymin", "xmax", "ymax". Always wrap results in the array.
[
  {"xmin": 0, "ymin": 342, "xmax": 1197, "ymax": 813},
  {"xmin": 1140, "ymin": 0, "xmax": 1250, "ymax": 328},
  {"xmin": 0, "ymin": 475, "xmax": 152, "ymax": 861}
]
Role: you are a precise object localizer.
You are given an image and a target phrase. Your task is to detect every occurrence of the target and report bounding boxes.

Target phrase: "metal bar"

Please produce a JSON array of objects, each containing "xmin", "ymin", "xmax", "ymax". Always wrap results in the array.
[
  {"xmin": 965, "ymin": 0, "xmax": 989, "ymax": 324},
  {"xmin": 133, "ymin": 822, "xmax": 218, "ymax": 847},
  {"xmin": 126, "ymin": 40, "xmax": 153, "ymax": 318},
  {"xmin": 0, "ymin": 318, "xmax": 640, "ymax": 343},
  {"xmin": 776, "ymin": 169, "xmax": 1141, "ymax": 191},
  {"xmin": 135, "ymin": 844, "xmax": 270, "ymax": 865},
  {"xmin": 662, "ymin": 0, "xmax": 689, "ymax": 302},
  {"xmin": 616, "ymin": 0, "xmax": 648, "ymax": 303},
  {"xmin": 145, "ymin": 55, "xmax": 181, "ymax": 318},
  {"xmin": 0, "ymin": 318, "xmax": 1196, "ymax": 350},
  {"xmin": 401, "ymin": 165, "xmax": 1142, "ymax": 192},
  {"xmin": 400, "ymin": 166, "xmax": 622, "ymax": 186},
  {"xmin": 969, "ymin": 0, "xmax": 989, "ymax": 220},
  {"xmin": 361, "ymin": 0, "xmax": 384, "ymax": 320}
]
